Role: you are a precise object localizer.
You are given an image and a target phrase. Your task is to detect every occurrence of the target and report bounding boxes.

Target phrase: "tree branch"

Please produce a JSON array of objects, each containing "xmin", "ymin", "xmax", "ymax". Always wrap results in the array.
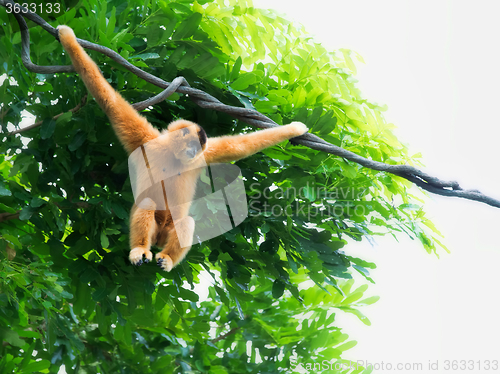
[
  {"xmin": 1, "ymin": 0, "xmax": 499, "ymax": 208},
  {"xmin": 211, "ymin": 327, "xmax": 241, "ymax": 343},
  {"xmin": 0, "ymin": 211, "xmax": 20, "ymax": 223},
  {"xmin": 7, "ymin": 95, "xmax": 87, "ymax": 135}
]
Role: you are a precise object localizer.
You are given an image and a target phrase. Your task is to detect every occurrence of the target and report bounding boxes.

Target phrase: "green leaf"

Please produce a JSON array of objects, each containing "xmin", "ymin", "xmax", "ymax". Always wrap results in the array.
[
  {"xmin": 106, "ymin": 6, "xmax": 117, "ymax": 39},
  {"xmin": 96, "ymin": 304, "xmax": 108, "ymax": 335},
  {"xmin": 111, "ymin": 202, "xmax": 128, "ymax": 219},
  {"xmin": 178, "ymin": 287, "xmax": 199, "ymax": 302},
  {"xmin": 33, "ymin": 83, "xmax": 53, "ymax": 92},
  {"xmin": 339, "ymin": 161, "xmax": 357, "ymax": 178},
  {"xmin": 23, "ymin": 360, "xmax": 51, "ymax": 373},
  {"xmin": 19, "ymin": 206, "xmax": 35, "ymax": 221},
  {"xmin": 111, "ymin": 28, "xmax": 131, "ymax": 44},
  {"xmin": 55, "ymin": 111, "xmax": 72, "ymax": 125},
  {"xmin": 31, "ymin": 242, "xmax": 50, "ymax": 256},
  {"xmin": 315, "ymin": 111, "xmax": 337, "ymax": 136},
  {"xmin": 40, "ymin": 118, "xmax": 56, "ymax": 139},
  {"xmin": 210, "ymin": 366, "xmax": 228, "ymax": 374},
  {"xmin": 0, "ymin": 203, "xmax": 17, "ymax": 213},
  {"xmin": 254, "ymin": 100, "xmax": 278, "ymax": 113},
  {"xmin": 286, "ymin": 253, "xmax": 298, "ymax": 274},
  {"xmin": 130, "ymin": 53, "xmax": 160, "ymax": 60},
  {"xmin": 0, "ymin": 182, "xmax": 11, "ymax": 196},
  {"xmin": 260, "ymin": 239, "xmax": 278, "ymax": 254},
  {"xmin": 262, "ymin": 148, "xmax": 292, "ymax": 160},
  {"xmin": 356, "ymin": 296, "xmax": 380, "ymax": 306},
  {"xmin": 100, "ymin": 231, "xmax": 109, "ymax": 248},
  {"xmin": 147, "ymin": 26, "xmax": 161, "ymax": 47},
  {"xmin": 215, "ymin": 286, "xmax": 230, "ymax": 306},
  {"xmin": 0, "ymin": 328, "xmax": 25, "ymax": 347},
  {"xmin": 161, "ymin": 15, "xmax": 178, "ymax": 42},
  {"xmin": 340, "ymin": 307, "xmax": 371, "ymax": 326},
  {"xmin": 172, "ymin": 12, "xmax": 202, "ymax": 40},
  {"xmin": 231, "ymin": 73, "xmax": 257, "ymax": 91},
  {"xmin": 30, "ymin": 198, "xmax": 45, "ymax": 208},
  {"xmin": 230, "ymin": 56, "xmax": 242, "ymax": 81},
  {"xmin": 151, "ymin": 355, "xmax": 174, "ymax": 371},
  {"xmin": 68, "ymin": 131, "xmax": 86, "ymax": 151},
  {"xmin": 261, "ymin": 222, "xmax": 270, "ymax": 233},
  {"xmin": 92, "ymin": 288, "xmax": 108, "ymax": 302},
  {"xmin": 272, "ymin": 279, "xmax": 285, "ymax": 298},
  {"xmin": 335, "ymin": 339, "xmax": 357, "ymax": 353}
]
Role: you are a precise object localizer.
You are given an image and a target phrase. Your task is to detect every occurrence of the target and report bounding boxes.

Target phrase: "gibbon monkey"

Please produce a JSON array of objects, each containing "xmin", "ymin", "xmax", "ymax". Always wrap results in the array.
[{"xmin": 57, "ymin": 25, "xmax": 308, "ymax": 271}]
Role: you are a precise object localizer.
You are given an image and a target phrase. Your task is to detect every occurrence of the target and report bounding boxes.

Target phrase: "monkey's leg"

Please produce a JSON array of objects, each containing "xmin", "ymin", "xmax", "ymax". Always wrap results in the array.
[
  {"xmin": 156, "ymin": 216, "xmax": 195, "ymax": 271},
  {"xmin": 129, "ymin": 198, "xmax": 157, "ymax": 266}
]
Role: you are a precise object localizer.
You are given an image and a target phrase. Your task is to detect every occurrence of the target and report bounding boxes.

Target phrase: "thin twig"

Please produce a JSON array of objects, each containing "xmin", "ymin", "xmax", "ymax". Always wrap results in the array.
[
  {"xmin": 0, "ymin": 211, "xmax": 21, "ymax": 223},
  {"xmin": 6, "ymin": 95, "xmax": 87, "ymax": 135},
  {"xmin": 211, "ymin": 327, "xmax": 241, "ymax": 343},
  {"xmin": 1, "ymin": 0, "xmax": 499, "ymax": 208}
]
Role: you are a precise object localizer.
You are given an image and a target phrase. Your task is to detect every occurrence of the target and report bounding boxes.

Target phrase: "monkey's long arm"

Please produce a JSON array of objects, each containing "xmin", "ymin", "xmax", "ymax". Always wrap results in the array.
[
  {"xmin": 57, "ymin": 26, "xmax": 159, "ymax": 154},
  {"xmin": 204, "ymin": 122, "xmax": 308, "ymax": 163}
]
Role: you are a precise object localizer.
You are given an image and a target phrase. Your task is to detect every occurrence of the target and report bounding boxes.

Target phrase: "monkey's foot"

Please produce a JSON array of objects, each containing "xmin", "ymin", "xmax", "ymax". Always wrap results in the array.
[
  {"xmin": 156, "ymin": 253, "xmax": 174, "ymax": 272},
  {"xmin": 129, "ymin": 247, "xmax": 153, "ymax": 266},
  {"xmin": 138, "ymin": 197, "xmax": 157, "ymax": 210}
]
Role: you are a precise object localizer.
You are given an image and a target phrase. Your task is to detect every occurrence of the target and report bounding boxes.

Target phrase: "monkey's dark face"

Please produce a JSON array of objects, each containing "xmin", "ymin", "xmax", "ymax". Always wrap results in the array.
[
  {"xmin": 171, "ymin": 125, "xmax": 207, "ymax": 163},
  {"xmin": 185, "ymin": 139, "xmax": 202, "ymax": 159}
]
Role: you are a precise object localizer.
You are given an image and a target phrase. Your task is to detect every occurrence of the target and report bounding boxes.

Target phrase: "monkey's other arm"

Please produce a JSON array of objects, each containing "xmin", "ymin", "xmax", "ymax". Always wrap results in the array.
[
  {"xmin": 204, "ymin": 122, "xmax": 308, "ymax": 164},
  {"xmin": 57, "ymin": 25, "xmax": 159, "ymax": 154}
]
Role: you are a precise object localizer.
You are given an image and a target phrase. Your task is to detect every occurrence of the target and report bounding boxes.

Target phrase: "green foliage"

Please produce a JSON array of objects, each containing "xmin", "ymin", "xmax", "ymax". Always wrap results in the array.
[{"xmin": 0, "ymin": 0, "xmax": 444, "ymax": 372}]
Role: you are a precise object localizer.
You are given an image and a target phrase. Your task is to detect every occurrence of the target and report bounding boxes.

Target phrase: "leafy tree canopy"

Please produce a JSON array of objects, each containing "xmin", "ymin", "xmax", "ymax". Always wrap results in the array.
[{"xmin": 0, "ymin": 0, "xmax": 444, "ymax": 372}]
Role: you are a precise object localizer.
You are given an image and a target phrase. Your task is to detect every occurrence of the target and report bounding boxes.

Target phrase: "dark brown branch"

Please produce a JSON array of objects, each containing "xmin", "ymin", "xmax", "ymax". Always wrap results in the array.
[
  {"xmin": 0, "ymin": 107, "xmax": 11, "ymax": 122},
  {"xmin": 211, "ymin": 327, "xmax": 241, "ymax": 343},
  {"xmin": 1, "ymin": 0, "xmax": 499, "ymax": 209},
  {"xmin": 7, "ymin": 95, "xmax": 87, "ymax": 135},
  {"xmin": 0, "ymin": 211, "xmax": 21, "ymax": 223}
]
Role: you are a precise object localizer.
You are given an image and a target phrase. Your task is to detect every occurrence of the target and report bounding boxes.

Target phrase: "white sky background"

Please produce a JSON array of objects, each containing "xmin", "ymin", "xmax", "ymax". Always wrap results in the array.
[{"xmin": 252, "ymin": 0, "xmax": 500, "ymax": 372}]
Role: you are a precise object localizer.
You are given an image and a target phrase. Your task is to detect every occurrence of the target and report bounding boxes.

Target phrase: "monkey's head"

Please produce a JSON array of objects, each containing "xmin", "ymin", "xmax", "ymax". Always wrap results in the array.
[{"xmin": 167, "ymin": 120, "xmax": 207, "ymax": 163}]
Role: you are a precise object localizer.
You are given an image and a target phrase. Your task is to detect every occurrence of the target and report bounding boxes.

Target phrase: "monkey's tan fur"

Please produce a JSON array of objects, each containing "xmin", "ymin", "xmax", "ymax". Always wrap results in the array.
[{"xmin": 58, "ymin": 25, "xmax": 308, "ymax": 271}]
